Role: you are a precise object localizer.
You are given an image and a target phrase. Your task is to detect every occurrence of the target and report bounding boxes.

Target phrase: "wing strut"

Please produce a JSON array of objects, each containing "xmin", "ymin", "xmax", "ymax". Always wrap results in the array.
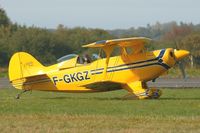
[{"xmin": 102, "ymin": 46, "xmax": 114, "ymax": 79}]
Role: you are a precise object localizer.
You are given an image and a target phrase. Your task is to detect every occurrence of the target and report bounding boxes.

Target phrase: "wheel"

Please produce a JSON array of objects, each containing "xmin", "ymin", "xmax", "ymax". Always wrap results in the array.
[{"xmin": 15, "ymin": 94, "xmax": 20, "ymax": 99}]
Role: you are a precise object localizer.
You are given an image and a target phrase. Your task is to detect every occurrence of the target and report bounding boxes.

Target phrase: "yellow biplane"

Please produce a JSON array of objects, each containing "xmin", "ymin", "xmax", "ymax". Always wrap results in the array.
[{"xmin": 9, "ymin": 37, "xmax": 190, "ymax": 99}]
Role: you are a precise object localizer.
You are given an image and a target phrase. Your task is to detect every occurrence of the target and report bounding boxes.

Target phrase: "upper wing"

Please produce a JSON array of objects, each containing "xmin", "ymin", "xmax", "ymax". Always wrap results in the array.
[{"xmin": 82, "ymin": 37, "xmax": 151, "ymax": 48}]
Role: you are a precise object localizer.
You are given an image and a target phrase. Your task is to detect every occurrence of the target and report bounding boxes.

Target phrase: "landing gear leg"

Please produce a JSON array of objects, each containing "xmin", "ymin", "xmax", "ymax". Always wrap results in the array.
[
  {"xmin": 123, "ymin": 81, "xmax": 162, "ymax": 99},
  {"xmin": 15, "ymin": 90, "xmax": 29, "ymax": 99}
]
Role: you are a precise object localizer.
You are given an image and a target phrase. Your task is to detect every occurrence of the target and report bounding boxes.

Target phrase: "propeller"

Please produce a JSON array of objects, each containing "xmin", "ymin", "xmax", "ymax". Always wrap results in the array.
[{"xmin": 152, "ymin": 46, "xmax": 189, "ymax": 82}]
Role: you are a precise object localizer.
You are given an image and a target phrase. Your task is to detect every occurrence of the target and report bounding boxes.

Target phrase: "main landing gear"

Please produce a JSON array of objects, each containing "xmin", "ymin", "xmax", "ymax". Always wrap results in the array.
[{"xmin": 122, "ymin": 81, "xmax": 162, "ymax": 99}]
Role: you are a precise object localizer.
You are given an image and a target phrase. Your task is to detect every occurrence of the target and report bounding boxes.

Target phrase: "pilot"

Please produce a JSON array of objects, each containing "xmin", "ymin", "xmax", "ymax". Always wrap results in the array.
[
  {"xmin": 77, "ymin": 56, "xmax": 84, "ymax": 64},
  {"xmin": 83, "ymin": 54, "xmax": 91, "ymax": 64}
]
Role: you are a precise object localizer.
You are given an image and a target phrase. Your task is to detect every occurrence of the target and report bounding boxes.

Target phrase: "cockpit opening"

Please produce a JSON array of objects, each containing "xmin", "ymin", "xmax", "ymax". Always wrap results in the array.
[{"xmin": 57, "ymin": 53, "xmax": 101, "ymax": 65}]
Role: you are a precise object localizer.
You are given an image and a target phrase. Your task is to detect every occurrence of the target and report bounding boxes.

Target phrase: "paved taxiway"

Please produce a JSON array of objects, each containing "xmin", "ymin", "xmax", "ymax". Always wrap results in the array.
[{"xmin": 0, "ymin": 78, "xmax": 200, "ymax": 89}]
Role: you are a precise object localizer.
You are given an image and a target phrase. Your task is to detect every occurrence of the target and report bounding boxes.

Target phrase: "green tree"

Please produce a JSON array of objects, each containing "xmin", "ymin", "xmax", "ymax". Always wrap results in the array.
[
  {"xmin": 0, "ymin": 25, "xmax": 13, "ymax": 66},
  {"xmin": 181, "ymin": 33, "xmax": 200, "ymax": 68},
  {"xmin": 0, "ymin": 8, "xmax": 10, "ymax": 27}
]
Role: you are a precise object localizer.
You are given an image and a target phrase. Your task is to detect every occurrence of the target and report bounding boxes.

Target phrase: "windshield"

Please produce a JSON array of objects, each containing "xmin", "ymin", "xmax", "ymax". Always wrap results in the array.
[{"xmin": 57, "ymin": 54, "xmax": 78, "ymax": 63}]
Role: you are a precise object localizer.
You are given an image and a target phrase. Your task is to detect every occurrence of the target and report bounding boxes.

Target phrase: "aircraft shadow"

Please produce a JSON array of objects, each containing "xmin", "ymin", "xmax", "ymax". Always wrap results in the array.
[
  {"xmin": 41, "ymin": 96, "xmax": 123, "ymax": 101},
  {"xmin": 41, "ymin": 96, "xmax": 200, "ymax": 101}
]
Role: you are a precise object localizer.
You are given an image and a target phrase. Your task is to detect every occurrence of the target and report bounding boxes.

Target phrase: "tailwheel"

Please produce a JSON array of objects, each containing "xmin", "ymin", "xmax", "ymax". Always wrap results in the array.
[
  {"xmin": 15, "ymin": 94, "xmax": 20, "ymax": 99},
  {"xmin": 15, "ymin": 90, "xmax": 29, "ymax": 99}
]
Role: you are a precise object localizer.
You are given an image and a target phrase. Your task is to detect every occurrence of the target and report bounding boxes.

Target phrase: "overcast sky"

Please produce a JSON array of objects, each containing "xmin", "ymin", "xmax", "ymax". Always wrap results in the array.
[{"xmin": 1, "ymin": 0, "xmax": 199, "ymax": 29}]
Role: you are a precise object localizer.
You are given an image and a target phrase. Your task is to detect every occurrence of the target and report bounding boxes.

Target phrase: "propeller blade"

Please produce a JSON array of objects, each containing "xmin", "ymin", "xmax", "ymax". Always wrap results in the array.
[
  {"xmin": 177, "ymin": 61, "xmax": 187, "ymax": 79},
  {"xmin": 175, "ymin": 43, "xmax": 179, "ymax": 50}
]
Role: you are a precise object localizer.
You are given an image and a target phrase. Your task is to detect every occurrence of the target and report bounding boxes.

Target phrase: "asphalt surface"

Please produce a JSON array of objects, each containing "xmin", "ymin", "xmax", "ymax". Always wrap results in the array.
[
  {"xmin": 147, "ymin": 78, "xmax": 200, "ymax": 88},
  {"xmin": 0, "ymin": 78, "xmax": 10, "ymax": 89},
  {"xmin": 1, "ymin": 77, "xmax": 200, "ymax": 89}
]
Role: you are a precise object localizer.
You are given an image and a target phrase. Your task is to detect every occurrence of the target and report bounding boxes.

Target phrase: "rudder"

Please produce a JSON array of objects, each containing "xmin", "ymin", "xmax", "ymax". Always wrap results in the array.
[{"xmin": 9, "ymin": 52, "xmax": 45, "ymax": 89}]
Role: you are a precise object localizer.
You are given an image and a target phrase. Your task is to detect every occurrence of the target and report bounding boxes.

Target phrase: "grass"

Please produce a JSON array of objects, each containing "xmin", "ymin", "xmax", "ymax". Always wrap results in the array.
[{"xmin": 0, "ymin": 88, "xmax": 200, "ymax": 133}]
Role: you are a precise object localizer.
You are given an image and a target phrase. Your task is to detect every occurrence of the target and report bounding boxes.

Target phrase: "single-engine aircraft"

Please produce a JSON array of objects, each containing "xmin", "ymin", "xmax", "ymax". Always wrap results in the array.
[{"xmin": 9, "ymin": 37, "xmax": 190, "ymax": 99}]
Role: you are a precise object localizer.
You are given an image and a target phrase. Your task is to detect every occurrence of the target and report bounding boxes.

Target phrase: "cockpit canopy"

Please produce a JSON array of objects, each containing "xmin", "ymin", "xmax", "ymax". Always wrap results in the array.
[{"xmin": 57, "ymin": 54, "xmax": 78, "ymax": 63}]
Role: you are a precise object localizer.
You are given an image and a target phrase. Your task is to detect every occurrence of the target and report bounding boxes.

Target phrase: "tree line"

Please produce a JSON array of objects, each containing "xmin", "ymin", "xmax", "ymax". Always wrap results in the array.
[{"xmin": 0, "ymin": 8, "xmax": 200, "ymax": 68}]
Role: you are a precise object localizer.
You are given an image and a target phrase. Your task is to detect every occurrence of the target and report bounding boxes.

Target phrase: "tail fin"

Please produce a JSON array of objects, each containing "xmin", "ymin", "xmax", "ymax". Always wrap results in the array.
[{"xmin": 9, "ymin": 52, "xmax": 45, "ymax": 89}]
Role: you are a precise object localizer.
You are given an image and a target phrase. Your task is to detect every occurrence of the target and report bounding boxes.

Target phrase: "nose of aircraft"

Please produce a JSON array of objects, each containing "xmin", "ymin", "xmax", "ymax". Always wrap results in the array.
[{"xmin": 174, "ymin": 49, "xmax": 190, "ymax": 61}]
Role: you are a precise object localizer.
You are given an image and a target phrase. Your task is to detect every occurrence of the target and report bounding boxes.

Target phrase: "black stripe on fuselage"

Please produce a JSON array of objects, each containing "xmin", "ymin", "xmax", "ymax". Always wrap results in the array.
[
  {"xmin": 107, "ymin": 63, "xmax": 166, "ymax": 73},
  {"xmin": 90, "ymin": 68, "xmax": 104, "ymax": 72},
  {"xmin": 91, "ymin": 62, "xmax": 169, "ymax": 75},
  {"xmin": 159, "ymin": 63, "xmax": 170, "ymax": 69}
]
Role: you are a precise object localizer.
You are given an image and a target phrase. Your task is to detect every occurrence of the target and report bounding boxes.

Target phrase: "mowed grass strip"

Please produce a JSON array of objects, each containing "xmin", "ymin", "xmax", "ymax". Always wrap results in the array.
[
  {"xmin": 0, "ymin": 88, "xmax": 200, "ymax": 133},
  {"xmin": 0, "ymin": 115, "xmax": 199, "ymax": 133}
]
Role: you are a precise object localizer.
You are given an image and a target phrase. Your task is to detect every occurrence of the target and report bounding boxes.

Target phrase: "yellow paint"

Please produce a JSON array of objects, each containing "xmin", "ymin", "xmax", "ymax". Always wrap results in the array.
[{"xmin": 8, "ymin": 37, "xmax": 190, "ymax": 99}]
